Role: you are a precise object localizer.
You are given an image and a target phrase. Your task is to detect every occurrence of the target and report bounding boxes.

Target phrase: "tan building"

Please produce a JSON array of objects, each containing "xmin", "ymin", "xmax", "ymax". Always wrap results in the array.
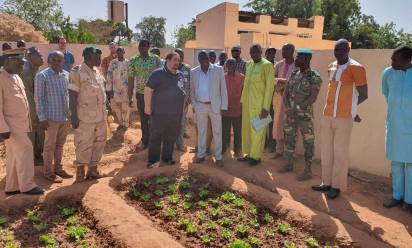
[{"xmin": 186, "ymin": 2, "xmax": 336, "ymax": 51}]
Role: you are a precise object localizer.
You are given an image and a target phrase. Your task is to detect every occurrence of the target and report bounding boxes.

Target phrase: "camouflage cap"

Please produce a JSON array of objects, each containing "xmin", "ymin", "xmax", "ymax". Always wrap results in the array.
[{"xmin": 82, "ymin": 46, "xmax": 102, "ymax": 57}]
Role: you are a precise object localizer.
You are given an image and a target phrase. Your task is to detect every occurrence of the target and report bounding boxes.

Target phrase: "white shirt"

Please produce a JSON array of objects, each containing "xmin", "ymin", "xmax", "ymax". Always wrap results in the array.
[{"xmin": 197, "ymin": 67, "xmax": 211, "ymax": 102}]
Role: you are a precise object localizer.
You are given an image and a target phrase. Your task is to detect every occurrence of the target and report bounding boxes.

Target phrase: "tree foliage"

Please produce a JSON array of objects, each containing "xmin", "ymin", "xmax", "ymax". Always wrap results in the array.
[
  {"xmin": 173, "ymin": 19, "xmax": 196, "ymax": 48},
  {"xmin": 135, "ymin": 16, "xmax": 166, "ymax": 48}
]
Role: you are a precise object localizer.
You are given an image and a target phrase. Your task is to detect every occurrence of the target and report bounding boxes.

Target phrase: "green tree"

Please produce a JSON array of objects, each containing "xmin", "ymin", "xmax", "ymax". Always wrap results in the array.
[
  {"xmin": 173, "ymin": 19, "xmax": 196, "ymax": 48},
  {"xmin": 111, "ymin": 22, "xmax": 133, "ymax": 44},
  {"xmin": 135, "ymin": 16, "xmax": 166, "ymax": 48}
]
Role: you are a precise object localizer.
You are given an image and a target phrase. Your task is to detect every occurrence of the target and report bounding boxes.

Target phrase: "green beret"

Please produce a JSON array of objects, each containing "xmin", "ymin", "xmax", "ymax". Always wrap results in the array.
[
  {"xmin": 297, "ymin": 48, "xmax": 313, "ymax": 55},
  {"xmin": 82, "ymin": 46, "xmax": 102, "ymax": 57}
]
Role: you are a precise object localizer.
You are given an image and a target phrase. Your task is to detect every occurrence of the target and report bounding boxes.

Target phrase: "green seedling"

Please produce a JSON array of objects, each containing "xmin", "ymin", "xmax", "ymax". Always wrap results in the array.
[
  {"xmin": 201, "ymin": 235, "xmax": 214, "ymax": 245},
  {"xmin": 140, "ymin": 194, "xmax": 151, "ymax": 202},
  {"xmin": 67, "ymin": 225, "xmax": 88, "ymax": 242},
  {"xmin": 209, "ymin": 198, "xmax": 220, "ymax": 207},
  {"xmin": 182, "ymin": 202, "xmax": 192, "ymax": 210},
  {"xmin": 209, "ymin": 207, "xmax": 220, "ymax": 219},
  {"xmin": 199, "ymin": 189, "xmax": 209, "ymax": 198},
  {"xmin": 263, "ymin": 213, "xmax": 274, "ymax": 224},
  {"xmin": 179, "ymin": 180, "xmax": 190, "ymax": 190},
  {"xmin": 324, "ymin": 245, "xmax": 333, "ymax": 248},
  {"xmin": 306, "ymin": 238, "xmax": 319, "ymax": 248},
  {"xmin": 178, "ymin": 218, "xmax": 190, "ymax": 228},
  {"xmin": 277, "ymin": 223, "xmax": 291, "ymax": 235},
  {"xmin": 249, "ymin": 206, "xmax": 258, "ymax": 217},
  {"xmin": 221, "ymin": 228, "xmax": 232, "ymax": 240},
  {"xmin": 206, "ymin": 220, "xmax": 218, "ymax": 230},
  {"xmin": 184, "ymin": 192, "xmax": 194, "ymax": 201},
  {"xmin": 154, "ymin": 200, "xmax": 165, "ymax": 209},
  {"xmin": 163, "ymin": 208, "xmax": 177, "ymax": 219},
  {"xmin": 233, "ymin": 198, "xmax": 245, "ymax": 208},
  {"xmin": 39, "ymin": 234, "xmax": 56, "ymax": 247},
  {"xmin": 155, "ymin": 177, "xmax": 169, "ymax": 185},
  {"xmin": 67, "ymin": 216, "xmax": 80, "ymax": 225},
  {"xmin": 228, "ymin": 239, "xmax": 251, "ymax": 248},
  {"xmin": 33, "ymin": 222, "xmax": 47, "ymax": 232},
  {"xmin": 264, "ymin": 230, "xmax": 275, "ymax": 238},
  {"xmin": 223, "ymin": 205, "xmax": 234, "ymax": 213},
  {"xmin": 237, "ymin": 224, "xmax": 249, "ymax": 237},
  {"xmin": 26, "ymin": 209, "xmax": 41, "ymax": 222},
  {"xmin": 283, "ymin": 240, "xmax": 297, "ymax": 248},
  {"xmin": 220, "ymin": 192, "xmax": 237, "ymax": 203},
  {"xmin": 3, "ymin": 235, "xmax": 20, "ymax": 248},
  {"xmin": 0, "ymin": 216, "xmax": 7, "ymax": 226},
  {"xmin": 59, "ymin": 207, "xmax": 76, "ymax": 217},
  {"xmin": 143, "ymin": 180, "xmax": 151, "ymax": 188},
  {"xmin": 250, "ymin": 218, "xmax": 260, "ymax": 229},
  {"xmin": 219, "ymin": 217, "xmax": 232, "ymax": 227},
  {"xmin": 197, "ymin": 212, "xmax": 207, "ymax": 223},
  {"xmin": 154, "ymin": 190, "xmax": 164, "ymax": 196},
  {"xmin": 130, "ymin": 189, "xmax": 140, "ymax": 199},
  {"xmin": 167, "ymin": 184, "xmax": 178, "ymax": 192},
  {"xmin": 248, "ymin": 236, "xmax": 262, "ymax": 247},
  {"xmin": 197, "ymin": 200, "xmax": 207, "ymax": 208},
  {"xmin": 185, "ymin": 223, "xmax": 198, "ymax": 235},
  {"xmin": 168, "ymin": 194, "xmax": 180, "ymax": 205}
]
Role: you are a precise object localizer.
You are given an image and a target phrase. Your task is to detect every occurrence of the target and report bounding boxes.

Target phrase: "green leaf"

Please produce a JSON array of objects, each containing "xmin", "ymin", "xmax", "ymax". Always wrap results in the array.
[
  {"xmin": 155, "ymin": 177, "xmax": 169, "ymax": 185},
  {"xmin": 220, "ymin": 192, "xmax": 237, "ymax": 203},
  {"xmin": 248, "ymin": 236, "xmax": 262, "ymax": 247},
  {"xmin": 201, "ymin": 234, "xmax": 214, "ymax": 245},
  {"xmin": 182, "ymin": 202, "xmax": 192, "ymax": 210},
  {"xmin": 0, "ymin": 216, "xmax": 7, "ymax": 226},
  {"xmin": 306, "ymin": 238, "xmax": 319, "ymax": 248},
  {"xmin": 39, "ymin": 234, "xmax": 56, "ymax": 246},
  {"xmin": 154, "ymin": 190, "xmax": 164, "ymax": 196},
  {"xmin": 140, "ymin": 194, "xmax": 152, "ymax": 202},
  {"xmin": 233, "ymin": 198, "xmax": 245, "ymax": 208},
  {"xmin": 33, "ymin": 222, "xmax": 47, "ymax": 232},
  {"xmin": 163, "ymin": 208, "xmax": 176, "ymax": 219},
  {"xmin": 205, "ymin": 220, "xmax": 218, "ymax": 230},
  {"xmin": 277, "ymin": 223, "xmax": 291, "ymax": 235},
  {"xmin": 154, "ymin": 200, "xmax": 165, "ymax": 209},
  {"xmin": 167, "ymin": 184, "xmax": 178, "ymax": 192},
  {"xmin": 283, "ymin": 240, "xmax": 297, "ymax": 248},
  {"xmin": 25, "ymin": 209, "xmax": 41, "ymax": 222},
  {"xmin": 167, "ymin": 194, "xmax": 180, "ymax": 205},
  {"xmin": 264, "ymin": 213, "xmax": 274, "ymax": 224},
  {"xmin": 199, "ymin": 189, "xmax": 209, "ymax": 198},
  {"xmin": 197, "ymin": 200, "xmax": 207, "ymax": 208},
  {"xmin": 185, "ymin": 223, "xmax": 198, "ymax": 235},
  {"xmin": 178, "ymin": 218, "xmax": 190, "ymax": 228},
  {"xmin": 221, "ymin": 228, "xmax": 232, "ymax": 240},
  {"xmin": 67, "ymin": 225, "xmax": 88, "ymax": 242},
  {"xmin": 179, "ymin": 180, "xmax": 190, "ymax": 190},
  {"xmin": 228, "ymin": 239, "xmax": 251, "ymax": 248},
  {"xmin": 67, "ymin": 216, "xmax": 81, "ymax": 225},
  {"xmin": 264, "ymin": 230, "xmax": 275, "ymax": 238}
]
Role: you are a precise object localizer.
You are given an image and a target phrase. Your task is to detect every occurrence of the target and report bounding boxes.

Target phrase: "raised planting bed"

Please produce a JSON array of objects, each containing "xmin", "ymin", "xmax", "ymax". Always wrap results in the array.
[
  {"xmin": 119, "ymin": 175, "xmax": 337, "ymax": 248},
  {"xmin": 0, "ymin": 200, "xmax": 125, "ymax": 248}
]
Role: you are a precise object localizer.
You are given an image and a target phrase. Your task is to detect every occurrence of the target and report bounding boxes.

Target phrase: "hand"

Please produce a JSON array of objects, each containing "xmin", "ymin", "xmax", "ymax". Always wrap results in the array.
[
  {"xmin": 144, "ymin": 107, "xmax": 152, "ymax": 115},
  {"xmin": 0, "ymin": 132, "xmax": 11, "ymax": 140},
  {"xmin": 285, "ymin": 108, "xmax": 295, "ymax": 116},
  {"xmin": 354, "ymin": 115, "xmax": 362, "ymax": 123},
  {"xmin": 39, "ymin": 121, "xmax": 49, "ymax": 130},
  {"xmin": 259, "ymin": 109, "xmax": 269, "ymax": 119},
  {"xmin": 71, "ymin": 115, "xmax": 80, "ymax": 129}
]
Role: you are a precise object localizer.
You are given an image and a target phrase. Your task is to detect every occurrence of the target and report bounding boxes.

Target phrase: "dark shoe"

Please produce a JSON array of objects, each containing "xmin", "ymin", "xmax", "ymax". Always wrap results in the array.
[
  {"xmin": 163, "ymin": 160, "xmax": 176, "ymax": 166},
  {"xmin": 183, "ymin": 133, "xmax": 190, "ymax": 139},
  {"xmin": 55, "ymin": 169, "xmax": 73, "ymax": 179},
  {"xmin": 5, "ymin": 190, "xmax": 20, "ymax": 196},
  {"xmin": 234, "ymin": 152, "xmax": 242, "ymax": 158},
  {"xmin": 44, "ymin": 174, "xmax": 63, "ymax": 183},
  {"xmin": 35, "ymin": 157, "xmax": 44, "ymax": 166},
  {"xmin": 215, "ymin": 160, "xmax": 224, "ymax": 167},
  {"xmin": 193, "ymin": 157, "xmax": 205, "ymax": 164},
  {"xmin": 237, "ymin": 156, "xmax": 250, "ymax": 162},
  {"xmin": 248, "ymin": 159, "xmax": 261, "ymax": 166},
  {"xmin": 86, "ymin": 166, "xmax": 105, "ymax": 179},
  {"xmin": 23, "ymin": 187, "xmax": 44, "ymax": 195},
  {"xmin": 147, "ymin": 161, "xmax": 160, "ymax": 169},
  {"xmin": 278, "ymin": 163, "xmax": 293, "ymax": 173},
  {"xmin": 272, "ymin": 153, "xmax": 283, "ymax": 159},
  {"xmin": 312, "ymin": 184, "xmax": 331, "ymax": 192},
  {"xmin": 327, "ymin": 188, "xmax": 341, "ymax": 199},
  {"xmin": 383, "ymin": 198, "xmax": 403, "ymax": 208},
  {"xmin": 405, "ymin": 203, "xmax": 412, "ymax": 213}
]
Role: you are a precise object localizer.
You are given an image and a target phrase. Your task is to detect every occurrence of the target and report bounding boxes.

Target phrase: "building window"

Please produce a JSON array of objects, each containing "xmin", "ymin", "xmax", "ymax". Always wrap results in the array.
[
  {"xmin": 269, "ymin": 32, "xmax": 288, "ymax": 36},
  {"xmin": 271, "ymin": 17, "xmax": 288, "ymax": 26},
  {"xmin": 238, "ymin": 30, "xmax": 261, "ymax": 34},
  {"xmin": 296, "ymin": 33, "xmax": 312, "ymax": 38},
  {"xmin": 238, "ymin": 11, "xmax": 259, "ymax": 24},
  {"xmin": 298, "ymin": 19, "xmax": 315, "ymax": 28}
]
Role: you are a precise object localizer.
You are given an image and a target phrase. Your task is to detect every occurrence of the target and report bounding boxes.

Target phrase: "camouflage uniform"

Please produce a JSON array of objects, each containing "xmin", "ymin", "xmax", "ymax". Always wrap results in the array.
[
  {"xmin": 68, "ymin": 63, "xmax": 107, "ymax": 173},
  {"xmin": 283, "ymin": 69, "xmax": 322, "ymax": 169}
]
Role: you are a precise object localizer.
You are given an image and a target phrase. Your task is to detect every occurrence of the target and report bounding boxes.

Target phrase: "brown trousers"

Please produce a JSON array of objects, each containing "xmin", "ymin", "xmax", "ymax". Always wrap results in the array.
[
  {"xmin": 43, "ymin": 121, "xmax": 70, "ymax": 177},
  {"xmin": 111, "ymin": 100, "xmax": 130, "ymax": 127},
  {"xmin": 320, "ymin": 116, "xmax": 353, "ymax": 191},
  {"xmin": 5, "ymin": 132, "xmax": 37, "ymax": 192},
  {"xmin": 74, "ymin": 121, "xmax": 107, "ymax": 167}
]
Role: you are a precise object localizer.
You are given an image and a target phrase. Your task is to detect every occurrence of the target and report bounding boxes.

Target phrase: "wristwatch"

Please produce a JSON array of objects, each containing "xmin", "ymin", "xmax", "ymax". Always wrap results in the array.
[{"xmin": 296, "ymin": 105, "xmax": 301, "ymax": 110}]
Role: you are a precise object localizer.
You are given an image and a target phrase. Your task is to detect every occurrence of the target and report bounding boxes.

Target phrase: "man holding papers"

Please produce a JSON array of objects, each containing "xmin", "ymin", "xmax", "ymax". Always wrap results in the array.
[
  {"xmin": 238, "ymin": 44, "xmax": 275, "ymax": 166},
  {"xmin": 278, "ymin": 49, "xmax": 322, "ymax": 181}
]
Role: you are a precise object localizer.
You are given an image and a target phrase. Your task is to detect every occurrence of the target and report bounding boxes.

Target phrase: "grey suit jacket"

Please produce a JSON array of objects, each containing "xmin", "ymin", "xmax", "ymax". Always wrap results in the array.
[{"xmin": 190, "ymin": 64, "xmax": 228, "ymax": 114}]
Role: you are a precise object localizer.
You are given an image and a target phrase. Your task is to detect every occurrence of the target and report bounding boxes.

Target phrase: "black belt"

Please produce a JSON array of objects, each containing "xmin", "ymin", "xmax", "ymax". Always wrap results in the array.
[{"xmin": 199, "ymin": 101, "xmax": 211, "ymax": 104}]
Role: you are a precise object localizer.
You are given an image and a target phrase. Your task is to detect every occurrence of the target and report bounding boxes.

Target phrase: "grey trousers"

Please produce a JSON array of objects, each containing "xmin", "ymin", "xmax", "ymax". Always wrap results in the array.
[{"xmin": 195, "ymin": 103, "xmax": 223, "ymax": 160}]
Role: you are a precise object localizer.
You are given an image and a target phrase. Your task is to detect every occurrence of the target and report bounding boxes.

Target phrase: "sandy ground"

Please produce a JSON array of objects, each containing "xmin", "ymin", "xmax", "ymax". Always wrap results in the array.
[{"xmin": 0, "ymin": 115, "xmax": 411, "ymax": 247}]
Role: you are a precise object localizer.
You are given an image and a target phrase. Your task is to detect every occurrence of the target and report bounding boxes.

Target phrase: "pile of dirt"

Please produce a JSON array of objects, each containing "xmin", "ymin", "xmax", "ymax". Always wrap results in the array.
[{"xmin": 0, "ymin": 13, "xmax": 47, "ymax": 43}]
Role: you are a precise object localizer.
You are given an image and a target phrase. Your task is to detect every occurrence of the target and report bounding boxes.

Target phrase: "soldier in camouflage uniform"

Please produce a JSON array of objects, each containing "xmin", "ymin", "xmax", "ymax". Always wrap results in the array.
[
  {"xmin": 69, "ymin": 47, "xmax": 107, "ymax": 183},
  {"xmin": 278, "ymin": 49, "xmax": 322, "ymax": 181}
]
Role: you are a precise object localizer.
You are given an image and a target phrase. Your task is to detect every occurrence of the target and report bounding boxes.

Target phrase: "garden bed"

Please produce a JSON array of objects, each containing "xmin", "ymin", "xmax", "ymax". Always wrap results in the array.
[
  {"xmin": 0, "ymin": 200, "xmax": 125, "ymax": 248},
  {"xmin": 119, "ymin": 175, "xmax": 338, "ymax": 248}
]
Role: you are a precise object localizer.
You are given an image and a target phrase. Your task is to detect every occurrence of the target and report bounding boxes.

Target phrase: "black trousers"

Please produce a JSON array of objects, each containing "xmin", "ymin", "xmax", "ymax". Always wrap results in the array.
[
  {"xmin": 265, "ymin": 104, "xmax": 276, "ymax": 149},
  {"xmin": 136, "ymin": 93, "xmax": 150, "ymax": 146},
  {"xmin": 222, "ymin": 116, "xmax": 242, "ymax": 154},
  {"xmin": 148, "ymin": 114, "xmax": 181, "ymax": 163}
]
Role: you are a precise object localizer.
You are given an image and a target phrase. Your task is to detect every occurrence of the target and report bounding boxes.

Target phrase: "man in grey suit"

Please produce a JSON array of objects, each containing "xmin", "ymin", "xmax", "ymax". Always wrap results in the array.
[{"xmin": 191, "ymin": 51, "xmax": 228, "ymax": 167}]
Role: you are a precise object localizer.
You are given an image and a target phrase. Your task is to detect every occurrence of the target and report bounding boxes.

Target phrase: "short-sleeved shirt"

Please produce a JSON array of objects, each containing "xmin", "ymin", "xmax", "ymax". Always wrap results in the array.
[
  {"xmin": 324, "ymin": 59, "xmax": 367, "ymax": 119},
  {"xmin": 127, "ymin": 54, "xmax": 160, "ymax": 95},
  {"xmin": 285, "ymin": 69, "xmax": 322, "ymax": 117},
  {"xmin": 223, "ymin": 72, "xmax": 244, "ymax": 117},
  {"xmin": 101, "ymin": 54, "xmax": 117, "ymax": 77},
  {"xmin": 63, "ymin": 50, "xmax": 75, "ymax": 72},
  {"xmin": 235, "ymin": 58, "xmax": 247, "ymax": 74},
  {"xmin": 146, "ymin": 67, "xmax": 186, "ymax": 116}
]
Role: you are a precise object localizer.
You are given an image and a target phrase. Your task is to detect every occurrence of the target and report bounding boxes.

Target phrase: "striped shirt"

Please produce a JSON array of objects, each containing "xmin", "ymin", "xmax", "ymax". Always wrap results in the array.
[{"xmin": 35, "ymin": 67, "xmax": 69, "ymax": 122}]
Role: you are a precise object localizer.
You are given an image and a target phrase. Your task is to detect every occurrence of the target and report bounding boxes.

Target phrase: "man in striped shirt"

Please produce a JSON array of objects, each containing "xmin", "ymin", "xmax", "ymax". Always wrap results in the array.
[{"xmin": 35, "ymin": 51, "xmax": 73, "ymax": 182}]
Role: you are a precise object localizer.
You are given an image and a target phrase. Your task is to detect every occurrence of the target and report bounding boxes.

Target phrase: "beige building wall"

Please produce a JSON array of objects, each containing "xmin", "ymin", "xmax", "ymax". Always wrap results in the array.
[{"xmin": 195, "ymin": 3, "xmax": 228, "ymax": 48}]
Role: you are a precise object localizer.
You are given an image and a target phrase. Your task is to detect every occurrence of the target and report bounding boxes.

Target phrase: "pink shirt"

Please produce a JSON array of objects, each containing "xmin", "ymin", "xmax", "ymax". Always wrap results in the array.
[{"xmin": 223, "ymin": 72, "xmax": 244, "ymax": 117}]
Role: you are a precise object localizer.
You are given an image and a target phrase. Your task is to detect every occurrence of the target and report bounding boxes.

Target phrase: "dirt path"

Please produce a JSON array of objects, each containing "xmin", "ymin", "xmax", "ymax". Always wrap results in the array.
[{"xmin": 0, "ymin": 117, "xmax": 411, "ymax": 247}]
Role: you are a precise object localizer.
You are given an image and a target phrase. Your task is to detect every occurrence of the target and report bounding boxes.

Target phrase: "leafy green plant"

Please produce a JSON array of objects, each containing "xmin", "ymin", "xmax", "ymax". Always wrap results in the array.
[
  {"xmin": 237, "ymin": 224, "xmax": 249, "ymax": 237},
  {"xmin": 206, "ymin": 220, "xmax": 218, "ymax": 230},
  {"xmin": 184, "ymin": 192, "xmax": 193, "ymax": 201},
  {"xmin": 197, "ymin": 200, "xmax": 207, "ymax": 208},
  {"xmin": 59, "ymin": 206, "xmax": 76, "ymax": 217},
  {"xmin": 130, "ymin": 189, "xmax": 140, "ymax": 199},
  {"xmin": 163, "ymin": 208, "xmax": 177, "ymax": 219},
  {"xmin": 3, "ymin": 235, "xmax": 20, "ymax": 248},
  {"xmin": 143, "ymin": 180, "xmax": 151, "ymax": 188},
  {"xmin": 223, "ymin": 205, "xmax": 234, "ymax": 213},
  {"xmin": 67, "ymin": 225, "xmax": 88, "ymax": 242},
  {"xmin": 26, "ymin": 209, "xmax": 41, "ymax": 222},
  {"xmin": 185, "ymin": 223, "xmax": 198, "ymax": 235},
  {"xmin": 306, "ymin": 238, "xmax": 319, "ymax": 248},
  {"xmin": 249, "ymin": 206, "xmax": 258, "ymax": 217},
  {"xmin": 219, "ymin": 217, "xmax": 232, "ymax": 227},
  {"xmin": 199, "ymin": 189, "xmax": 209, "ymax": 198},
  {"xmin": 221, "ymin": 192, "xmax": 237, "ymax": 203},
  {"xmin": 221, "ymin": 228, "xmax": 232, "ymax": 240},
  {"xmin": 283, "ymin": 240, "xmax": 297, "ymax": 248},
  {"xmin": 179, "ymin": 180, "xmax": 190, "ymax": 190},
  {"xmin": 248, "ymin": 236, "xmax": 262, "ymax": 247},
  {"xmin": 67, "ymin": 216, "xmax": 80, "ymax": 225},
  {"xmin": 0, "ymin": 216, "xmax": 7, "ymax": 226},
  {"xmin": 250, "ymin": 218, "xmax": 260, "ymax": 229},
  {"xmin": 209, "ymin": 198, "xmax": 220, "ymax": 207},
  {"xmin": 264, "ymin": 230, "xmax": 275, "ymax": 238},
  {"xmin": 263, "ymin": 213, "xmax": 274, "ymax": 224},
  {"xmin": 182, "ymin": 202, "xmax": 192, "ymax": 210},
  {"xmin": 155, "ymin": 177, "xmax": 169, "ymax": 185},
  {"xmin": 140, "ymin": 194, "xmax": 152, "ymax": 202},
  {"xmin": 233, "ymin": 198, "xmax": 245, "ymax": 208},
  {"xmin": 154, "ymin": 190, "xmax": 164, "ymax": 196},
  {"xmin": 228, "ymin": 239, "xmax": 251, "ymax": 248},
  {"xmin": 154, "ymin": 200, "xmax": 165, "ymax": 209},
  {"xmin": 201, "ymin": 234, "xmax": 214, "ymax": 245},
  {"xmin": 167, "ymin": 183, "xmax": 178, "ymax": 192},
  {"xmin": 209, "ymin": 207, "xmax": 220, "ymax": 219},
  {"xmin": 39, "ymin": 234, "xmax": 56, "ymax": 247},
  {"xmin": 168, "ymin": 194, "xmax": 180, "ymax": 205},
  {"xmin": 197, "ymin": 212, "xmax": 207, "ymax": 223},
  {"xmin": 33, "ymin": 222, "xmax": 47, "ymax": 232},
  {"xmin": 178, "ymin": 218, "xmax": 190, "ymax": 228},
  {"xmin": 277, "ymin": 223, "xmax": 291, "ymax": 235}
]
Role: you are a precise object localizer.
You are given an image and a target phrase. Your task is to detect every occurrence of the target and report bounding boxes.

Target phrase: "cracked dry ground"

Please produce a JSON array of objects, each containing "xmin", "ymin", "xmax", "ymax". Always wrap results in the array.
[{"xmin": 0, "ymin": 114, "xmax": 411, "ymax": 248}]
